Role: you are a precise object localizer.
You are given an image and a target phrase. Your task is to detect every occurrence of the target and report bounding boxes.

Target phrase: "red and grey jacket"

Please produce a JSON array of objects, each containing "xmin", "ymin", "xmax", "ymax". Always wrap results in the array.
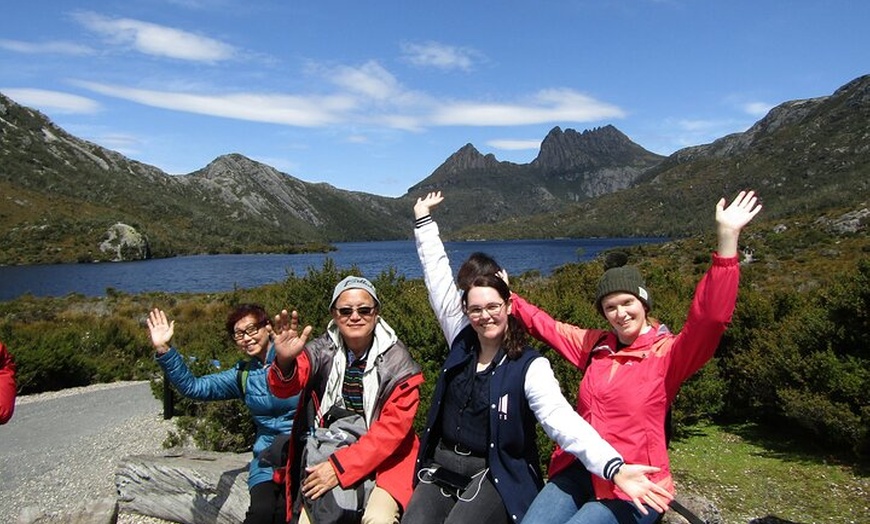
[
  {"xmin": 511, "ymin": 253, "xmax": 741, "ymax": 501},
  {"xmin": 0, "ymin": 341, "xmax": 16, "ymax": 425},
  {"xmin": 268, "ymin": 321, "xmax": 423, "ymax": 520}
]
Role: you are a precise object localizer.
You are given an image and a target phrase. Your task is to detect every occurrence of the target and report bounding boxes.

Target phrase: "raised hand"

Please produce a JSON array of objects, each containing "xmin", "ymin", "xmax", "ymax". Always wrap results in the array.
[
  {"xmin": 612, "ymin": 464, "xmax": 673, "ymax": 515},
  {"xmin": 146, "ymin": 308, "xmax": 174, "ymax": 355},
  {"xmin": 716, "ymin": 190, "xmax": 762, "ymax": 258},
  {"xmin": 414, "ymin": 191, "xmax": 444, "ymax": 219},
  {"xmin": 270, "ymin": 309, "xmax": 312, "ymax": 373}
]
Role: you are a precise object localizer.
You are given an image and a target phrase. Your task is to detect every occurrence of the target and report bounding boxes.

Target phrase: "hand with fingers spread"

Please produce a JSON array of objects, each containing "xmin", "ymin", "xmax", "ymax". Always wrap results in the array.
[
  {"xmin": 270, "ymin": 309, "xmax": 312, "ymax": 375},
  {"xmin": 146, "ymin": 308, "xmax": 174, "ymax": 355},
  {"xmin": 414, "ymin": 190, "xmax": 444, "ymax": 220},
  {"xmin": 613, "ymin": 464, "xmax": 673, "ymax": 515},
  {"xmin": 716, "ymin": 189, "xmax": 762, "ymax": 258}
]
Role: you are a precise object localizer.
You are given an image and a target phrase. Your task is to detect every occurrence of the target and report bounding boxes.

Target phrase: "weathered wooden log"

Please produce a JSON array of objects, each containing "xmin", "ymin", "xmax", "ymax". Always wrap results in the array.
[
  {"xmin": 115, "ymin": 449, "xmax": 250, "ymax": 524},
  {"xmin": 115, "ymin": 449, "xmax": 725, "ymax": 524}
]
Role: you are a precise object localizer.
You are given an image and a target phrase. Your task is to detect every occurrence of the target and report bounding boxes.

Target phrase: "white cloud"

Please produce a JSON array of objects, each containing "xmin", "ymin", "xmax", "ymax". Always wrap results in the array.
[
  {"xmin": 657, "ymin": 116, "xmax": 753, "ymax": 150},
  {"xmin": 1, "ymin": 89, "xmax": 101, "ymax": 114},
  {"xmin": 430, "ymin": 88, "xmax": 625, "ymax": 126},
  {"xmin": 65, "ymin": 54, "xmax": 625, "ymax": 133},
  {"xmin": 675, "ymin": 118, "xmax": 722, "ymax": 132},
  {"xmin": 73, "ymin": 81, "xmax": 354, "ymax": 126},
  {"xmin": 486, "ymin": 139, "xmax": 542, "ymax": 151},
  {"xmin": 401, "ymin": 41, "xmax": 478, "ymax": 71},
  {"xmin": 743, "ymin": 101, "xmax": 773, "ymax": 117},
  {"xmin": 0, "ymin": 39, "xmax": 94, "ymax": 55},
  {"xmin": 330, "ymin": 61, "xmax": 403, "ymax": 101},
  {"xmin": 93, "ymin": 132, "xmax": 142, "ymax": 150},
  {"xmin": 73, "ymin": 12, "xmax": 236, "ymax": 62}
]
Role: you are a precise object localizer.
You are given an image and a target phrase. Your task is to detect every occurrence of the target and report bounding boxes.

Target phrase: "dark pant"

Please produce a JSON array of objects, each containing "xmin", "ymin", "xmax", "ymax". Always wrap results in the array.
[
  {"xmin": 246, "ymin": 480, "xmax": 287, "ymax": 524},
  {"xmin": 401, "ymin": 442, "xmax": 508, "ymax": 524}
]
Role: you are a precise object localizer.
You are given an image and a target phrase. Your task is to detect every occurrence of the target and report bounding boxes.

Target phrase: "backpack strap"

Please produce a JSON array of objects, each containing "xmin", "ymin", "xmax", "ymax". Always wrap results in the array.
[{"xmin": 236, "ymin": 359, "xmax": 251, "ymax": 398}]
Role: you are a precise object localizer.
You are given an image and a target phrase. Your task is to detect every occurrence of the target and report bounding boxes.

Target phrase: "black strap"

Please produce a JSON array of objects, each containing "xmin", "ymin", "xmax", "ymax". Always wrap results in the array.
[{"xmin": 669, "ymin": 499, "xmax": 706, "ymax": 524}]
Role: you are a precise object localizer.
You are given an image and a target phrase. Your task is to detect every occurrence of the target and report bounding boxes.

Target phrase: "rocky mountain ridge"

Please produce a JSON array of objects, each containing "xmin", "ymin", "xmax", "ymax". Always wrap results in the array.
[
  {"xmin": 2, "ymin": 74, "xmax": 869, "ymax": 264},
  {"xmin": 469, "ymin": 74, "xmax": 870, "ymax": 240},
  {"xmin": 0, "ymin": 90, "xmax": 664, "ymax": 263}
]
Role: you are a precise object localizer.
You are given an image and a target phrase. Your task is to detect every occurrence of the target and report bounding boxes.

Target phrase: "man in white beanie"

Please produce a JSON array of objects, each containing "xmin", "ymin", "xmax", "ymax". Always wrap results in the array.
[{"xmin": 267, "ymin": 275, "xmax": 424, "ymax": 524}]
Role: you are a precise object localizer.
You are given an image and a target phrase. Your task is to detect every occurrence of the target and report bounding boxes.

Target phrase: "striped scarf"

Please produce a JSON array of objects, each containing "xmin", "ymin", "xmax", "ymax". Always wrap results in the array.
[{"xmin": 342, "ymin": 354, "xmax": 367, "ymax": 417}]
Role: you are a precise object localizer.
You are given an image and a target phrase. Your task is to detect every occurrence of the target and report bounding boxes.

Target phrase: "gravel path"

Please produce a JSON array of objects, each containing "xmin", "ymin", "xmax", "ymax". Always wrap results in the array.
[{"xmin": 0, "ymin": 381, "xmax": 182, "ymax": 523}]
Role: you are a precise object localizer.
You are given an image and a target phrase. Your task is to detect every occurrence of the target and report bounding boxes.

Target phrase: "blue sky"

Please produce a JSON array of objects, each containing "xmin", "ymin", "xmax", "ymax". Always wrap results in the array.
[{"xmin": 1, "ymin": 1, "xmax": 867, "ymax": 197}]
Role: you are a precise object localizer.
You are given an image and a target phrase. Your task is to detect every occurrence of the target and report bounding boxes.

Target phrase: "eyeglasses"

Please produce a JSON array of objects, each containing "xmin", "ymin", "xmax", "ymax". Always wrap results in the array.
[
  {"xmin": 232, "ymin": 322, "xmax": 266, "ymax": 340},
  {"xmin": 334, "ymin": 305, "xmax": 377, "ymax": 318},
  {"xmin": 465, "ymin": 302, "xmax": 505, "ymax": 320}
]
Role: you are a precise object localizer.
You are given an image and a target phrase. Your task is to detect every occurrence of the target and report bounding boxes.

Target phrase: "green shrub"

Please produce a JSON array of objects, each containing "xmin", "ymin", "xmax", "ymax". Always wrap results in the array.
[{"xmin": 2, "ymin": 249, "xmax": 868, "ymax": 464}]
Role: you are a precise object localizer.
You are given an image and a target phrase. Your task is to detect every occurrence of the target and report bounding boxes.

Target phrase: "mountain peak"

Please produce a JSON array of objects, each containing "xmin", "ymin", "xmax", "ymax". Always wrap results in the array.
[
  {"xmin": 440, "ymin": 143, "xmax": 500, "ymax": 173},
  {"xmin": 532, "ymin": 125, "xmax": 661, "ymax": 170}
]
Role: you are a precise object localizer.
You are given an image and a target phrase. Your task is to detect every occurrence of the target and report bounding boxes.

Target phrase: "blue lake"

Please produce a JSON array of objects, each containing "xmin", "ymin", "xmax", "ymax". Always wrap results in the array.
[{"xmin": 0, "ymin": 238, "xmax": 666, "ymax": 300}]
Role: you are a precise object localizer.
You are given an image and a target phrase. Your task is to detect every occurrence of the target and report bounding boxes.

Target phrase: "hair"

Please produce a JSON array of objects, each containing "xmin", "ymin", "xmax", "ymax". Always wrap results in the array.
[
  {"xmin": 456, "ymin": 252, "xmax": 501, "ymax": 291},
  {"xmin": 225, "ymin": 303, "xmax": 270, "ymax": 338},
  {"xmin": 461, "ymin": 273, "xmax": 527, "ymax": 360}
]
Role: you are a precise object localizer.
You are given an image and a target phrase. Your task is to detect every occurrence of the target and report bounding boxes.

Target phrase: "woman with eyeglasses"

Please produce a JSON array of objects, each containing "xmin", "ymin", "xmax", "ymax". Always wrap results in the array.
[
  {"xmin": 147, "ymin": 304, "xmax": 299, "ymax": 524},
  {"xmin": 266, "ymin": 275, "xmax": 424, "ymax": 524},
  {"xmin": 401, "ymin": 192, "xmax": 671, "ymax": 524}
]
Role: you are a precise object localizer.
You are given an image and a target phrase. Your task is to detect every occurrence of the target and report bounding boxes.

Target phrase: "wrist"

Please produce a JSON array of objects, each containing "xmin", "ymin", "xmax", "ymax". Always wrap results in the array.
[
  {"xmin": 154, "ymin": 344, "xmax": 171, "ymax": 355},
  {"xmin": 604, "ymin": 457, "xmax": 625, "ymax": 482}
]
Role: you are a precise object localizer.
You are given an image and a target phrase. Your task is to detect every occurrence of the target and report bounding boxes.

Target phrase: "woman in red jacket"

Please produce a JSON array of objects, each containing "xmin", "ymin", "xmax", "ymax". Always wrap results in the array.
[
  {"xmin": 512, "ymin": 191, "xmax": 761, "ymax": 524},
  {"xmin": 0, "ymin": 341, "xmax": 16, "ymax": 425}
]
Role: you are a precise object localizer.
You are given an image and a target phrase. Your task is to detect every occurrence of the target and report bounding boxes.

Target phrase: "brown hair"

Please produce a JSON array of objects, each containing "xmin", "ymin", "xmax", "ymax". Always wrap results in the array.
[
  {"xmin": 457, "ymin": 252, "xmax": 501, "ymax": 291},
  {"xmin": 462, "ymin": 273, "xmax": 527, "ymax": 360},
  {"xmin": 225, "ymin": 304, "xmax": 270, "ymax": 338}
]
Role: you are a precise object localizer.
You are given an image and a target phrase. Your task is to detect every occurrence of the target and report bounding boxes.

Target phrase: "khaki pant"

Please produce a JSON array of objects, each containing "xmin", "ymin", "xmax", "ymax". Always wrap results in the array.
[{"xmin": 298, "ymin": 485, "xmax": 400, "ymax": 524}]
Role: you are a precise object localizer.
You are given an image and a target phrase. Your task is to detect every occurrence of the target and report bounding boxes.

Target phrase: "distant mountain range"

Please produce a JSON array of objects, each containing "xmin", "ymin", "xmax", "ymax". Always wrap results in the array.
[{"xmin": 1, "ymin": 74, "xmax": 868, "ymax": 264}]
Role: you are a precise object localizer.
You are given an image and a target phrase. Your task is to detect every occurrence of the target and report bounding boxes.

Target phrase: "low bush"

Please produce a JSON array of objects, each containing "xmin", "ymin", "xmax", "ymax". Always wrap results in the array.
[{"xmin": 1, "ymin": 236, "xmax": 867, "ymax": 466}]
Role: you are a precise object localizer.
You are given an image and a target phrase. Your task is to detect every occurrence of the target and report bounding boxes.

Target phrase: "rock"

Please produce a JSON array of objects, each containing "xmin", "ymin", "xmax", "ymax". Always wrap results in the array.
[
  {"xmin": 18, "ymin": 497, "xmax": 119, "ymax": 524},
  {"xmin": 662, "ymin": 492, "xmax": 722, "ymax": 524},
  {"xmin": 99, "ymin": 223, "xmax": 150, "ymax": 261},
  {"xmin": 115, "ymin": 449, "xmax": 250, "ymax": 524}
]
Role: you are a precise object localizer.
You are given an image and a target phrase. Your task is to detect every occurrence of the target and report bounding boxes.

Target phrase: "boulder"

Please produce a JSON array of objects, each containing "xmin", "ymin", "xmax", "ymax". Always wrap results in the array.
[
  {"xmin": 99, "ymin": 223, "xmax": 150, "ymax": 261},
  {"xmin": 18, "ymin": 497, "xmax": 118, "ymax": 524},
  {"xmin": 115, "ymin": 449, "xmax": 250, "ymax": 524},
  {"xmin": 663, "ymin": 492, "xmax": 722, "ymax": 524}
]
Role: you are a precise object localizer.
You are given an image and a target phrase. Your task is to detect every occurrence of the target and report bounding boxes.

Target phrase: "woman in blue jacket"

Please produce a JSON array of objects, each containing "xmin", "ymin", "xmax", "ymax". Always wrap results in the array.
[{"xmin": 147, "ymin": 304, "xmax": 298, "ymax": 524}]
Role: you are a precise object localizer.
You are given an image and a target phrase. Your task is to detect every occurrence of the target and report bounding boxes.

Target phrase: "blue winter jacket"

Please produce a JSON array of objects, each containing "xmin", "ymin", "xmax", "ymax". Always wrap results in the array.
[{"xmin": 157, "ymin": 346, "xmax": 298, "ymax": 489}]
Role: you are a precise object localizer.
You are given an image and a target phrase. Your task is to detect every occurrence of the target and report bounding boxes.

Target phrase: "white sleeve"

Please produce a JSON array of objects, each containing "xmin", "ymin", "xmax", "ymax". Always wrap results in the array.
[
  {"xmin": 524, "ymin": 356, "xmax": 623, "ymax": 480},
  {"xmin": 414, "ymin": 219, "xmax": 469, "ymax": 344}
]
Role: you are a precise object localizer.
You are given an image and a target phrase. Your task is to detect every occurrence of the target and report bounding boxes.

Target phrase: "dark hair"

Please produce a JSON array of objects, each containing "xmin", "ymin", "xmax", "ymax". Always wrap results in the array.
[
  {"xmin": 462, "ymin": 273, "xmax": 527, "ymax": 360},
  {"xmin": 225, "ymin": 304, "xmax": 270, "ymax": 338},
  {"xmin": 457, "ymin": 252, "xmax": 501, "ymax": 291}
]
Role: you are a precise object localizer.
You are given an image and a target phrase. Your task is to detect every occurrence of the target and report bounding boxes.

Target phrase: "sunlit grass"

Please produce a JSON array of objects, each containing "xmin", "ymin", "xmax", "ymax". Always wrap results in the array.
[{"xmin": 669, "ymin": 422, "xmax": 869, "ymax": 524}]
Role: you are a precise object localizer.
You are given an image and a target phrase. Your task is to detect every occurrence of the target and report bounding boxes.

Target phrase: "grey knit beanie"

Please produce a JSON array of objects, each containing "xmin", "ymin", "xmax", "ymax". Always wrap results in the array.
[
  {"xmin": 330, "ymin": 276, "xmax": 380, "ymax": 309},
  {"xmin": 595, "ymin": 252, "xmax": 651, "ymax": 315}
]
